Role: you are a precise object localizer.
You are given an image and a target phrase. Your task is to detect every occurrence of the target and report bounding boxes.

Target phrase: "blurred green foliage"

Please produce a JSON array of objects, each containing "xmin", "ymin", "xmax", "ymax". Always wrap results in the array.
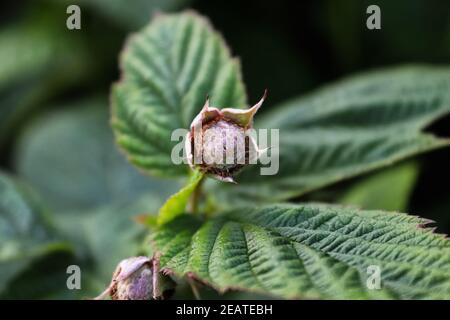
[
  {"xmin": 339, "ymin": 162, "xmax": 419, "ymax": 212},
  {"xmin": 0, "ymin": 0, "xmax": 449, "ymax": 299}
]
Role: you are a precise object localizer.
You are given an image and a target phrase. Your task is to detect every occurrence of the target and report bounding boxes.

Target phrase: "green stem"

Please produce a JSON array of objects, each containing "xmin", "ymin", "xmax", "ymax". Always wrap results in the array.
[
  {"xmin": 188, "ymin": 278, "xmax": 202, "ymax": 300},
  {"xmin": 189, "ymin": 175, "xmax": 204, "ymax": 214}
]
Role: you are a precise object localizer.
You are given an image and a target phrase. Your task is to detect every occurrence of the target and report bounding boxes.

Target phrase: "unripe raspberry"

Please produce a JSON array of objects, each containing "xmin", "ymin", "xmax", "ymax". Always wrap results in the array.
[{"xmin": 185, "ymin": 91, "xmax": 267, "ymax": 183}]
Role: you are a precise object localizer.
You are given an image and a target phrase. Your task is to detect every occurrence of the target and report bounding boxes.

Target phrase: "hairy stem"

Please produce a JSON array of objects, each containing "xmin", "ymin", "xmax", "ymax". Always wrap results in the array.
[{"xmin": 189, "ymin": 175, "xmax": 204, "ymax": 214}]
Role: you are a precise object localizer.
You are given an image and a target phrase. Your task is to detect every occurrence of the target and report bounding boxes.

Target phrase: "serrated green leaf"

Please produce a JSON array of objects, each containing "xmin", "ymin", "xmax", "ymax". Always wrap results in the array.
[
  {"xmin": 215, "ymin": 66, "xmax": 450, "ymax": 204},
  {"xmin": 0, "ymin": 172, "xmax": 71, "ymax": 295},
  {"xmin": 152, "ymin": 203, "xmax": 450, "ymax": 299},
  {"xmin": 111, "ymin": 11, "xmax": 247, "ymax": 178},
  {"xmin": 158, "ymin": 169, "xmax": 204, "ymax": 225}
]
